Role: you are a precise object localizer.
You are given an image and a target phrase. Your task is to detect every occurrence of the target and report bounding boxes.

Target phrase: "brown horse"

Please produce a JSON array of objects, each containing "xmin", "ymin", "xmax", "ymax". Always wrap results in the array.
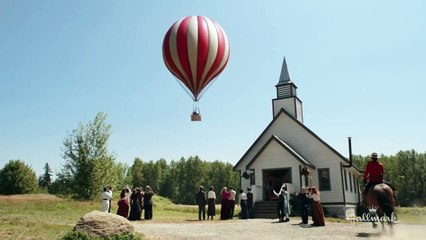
[{"xmin": 365, "ymin": 183, "xmax": 396, "ymax": 231}]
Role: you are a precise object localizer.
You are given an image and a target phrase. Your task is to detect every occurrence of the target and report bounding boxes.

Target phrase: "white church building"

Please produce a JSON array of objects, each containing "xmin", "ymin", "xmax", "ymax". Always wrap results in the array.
[{"xmin": 234, "ymin": 58, "xmax": 362, "ymax": 218}]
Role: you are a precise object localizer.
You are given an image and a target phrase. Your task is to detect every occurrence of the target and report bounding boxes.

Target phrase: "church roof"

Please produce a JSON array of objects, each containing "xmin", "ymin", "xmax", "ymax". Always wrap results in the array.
[
  {"xmin": 246, "ymin": 135, "xmax": 315, "ymax": 170},
  {"xmin": 233, "ymin": 108, "xmax": 362, "ymax": 172},
  {"xmin": 277, "ymin": 57, "xmax": 292, "ymax": 85}
]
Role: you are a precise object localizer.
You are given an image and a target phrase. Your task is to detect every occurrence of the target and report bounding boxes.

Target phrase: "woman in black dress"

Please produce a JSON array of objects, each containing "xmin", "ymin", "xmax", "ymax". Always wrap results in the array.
[{"xmin": 128, "ymin": 188, "xmax": 142, "ymax": 221}]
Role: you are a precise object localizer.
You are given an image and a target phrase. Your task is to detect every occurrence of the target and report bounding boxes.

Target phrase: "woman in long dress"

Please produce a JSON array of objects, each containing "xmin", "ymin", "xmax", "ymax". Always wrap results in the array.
[
  {"xmin": 273, "ymin": 185, "xmax": 285, "ymax": 222},
  {"xmin": 282, "ymin": 185, "xmax": 290, "ymax": 222},
  {"xmin": 239, "ymin": 189, "xmax": 249, "ymax": 219},
  {"xmin": 100, "ymin": 187, "xmax": 111, "ymax": 212},
  {"xmin": 220, "ymin": 187, "xmax": 230, "ymax": 220},
  {"xmin": 310, "ymin": 186, "xmax": 325, "ymax": 226},
  {"xmin": 273, "ymin": 184, "xmax": 290, "ymax": 222},
  {"xmin": 207, "ymin": 186, "xmax": 216, "ymax": 220},
  {"xmin": 117, "ymin": 189, "xmax": 130, "ymax": 218},
  {"xmin": 128, "ymin": 188, "xmax": 142, "ymax": 221}
]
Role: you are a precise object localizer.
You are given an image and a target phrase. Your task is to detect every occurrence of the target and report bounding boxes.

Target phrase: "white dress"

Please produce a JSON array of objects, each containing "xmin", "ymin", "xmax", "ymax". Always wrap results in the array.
[{"xmin": 100, "ymin": 191, "xmax": 111, "ymax": 212}]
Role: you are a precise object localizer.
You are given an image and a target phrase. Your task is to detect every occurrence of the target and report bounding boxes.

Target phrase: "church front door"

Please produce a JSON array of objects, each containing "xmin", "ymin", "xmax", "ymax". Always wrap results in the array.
[{"xmin": 262, "ymin": 168, "xmax": 292, "ymax": 201}]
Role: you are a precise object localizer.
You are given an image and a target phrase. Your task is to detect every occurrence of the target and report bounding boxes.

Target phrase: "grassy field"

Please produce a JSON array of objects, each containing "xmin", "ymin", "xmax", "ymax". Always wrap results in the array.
[
  {"xmin": 0, "ymin": 194, "xmax": 425, "ymax": 239},
  {"xmin": 0, "ymin": 194, "xmax": 197, "ymax": 239},
  {"xmin": 395, "ymin": 206, "xmax": 426, "ymax": 224}
]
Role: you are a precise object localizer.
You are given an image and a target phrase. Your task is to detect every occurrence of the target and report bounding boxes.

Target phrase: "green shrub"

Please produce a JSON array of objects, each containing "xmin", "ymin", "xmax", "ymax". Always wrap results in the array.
[
  {"xmin": 61, "ymin": 231, "xmax": 141, "ymax": 240},
  {"xmin": 0, "ymin": 159, "xmax": 38, "ymax": 195},
  {"xmin": 103, "ymin": 233, "xmax": 141, "ymax": 240},
  {"xmin": 62, "ymin": 231, "xmax": 92, "ymax": 240}
]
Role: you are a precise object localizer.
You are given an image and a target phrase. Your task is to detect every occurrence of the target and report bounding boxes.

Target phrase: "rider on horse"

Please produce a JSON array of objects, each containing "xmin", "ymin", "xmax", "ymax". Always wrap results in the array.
[{"xmin": 362, "ymin": 152, "xmax": 384, "ymax": 204}]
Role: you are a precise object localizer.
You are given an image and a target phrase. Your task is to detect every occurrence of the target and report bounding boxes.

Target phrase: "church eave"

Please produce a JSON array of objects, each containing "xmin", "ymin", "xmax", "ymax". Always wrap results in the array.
[{"xmin": 245, "ymin": 135, "xmax": 316, "ymax": 170}]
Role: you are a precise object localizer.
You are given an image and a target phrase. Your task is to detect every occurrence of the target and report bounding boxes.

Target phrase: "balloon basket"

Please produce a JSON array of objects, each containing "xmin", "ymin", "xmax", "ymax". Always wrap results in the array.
[{"xmin": 191, "ymin": 112, "xmax": 201, "ymax": 121}]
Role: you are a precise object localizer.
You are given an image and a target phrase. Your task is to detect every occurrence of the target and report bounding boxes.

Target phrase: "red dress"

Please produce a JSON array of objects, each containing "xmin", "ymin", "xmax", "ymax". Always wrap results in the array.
[{"xmin": 117, "ymin": 198, "xmax": 129, "ymax": 218}]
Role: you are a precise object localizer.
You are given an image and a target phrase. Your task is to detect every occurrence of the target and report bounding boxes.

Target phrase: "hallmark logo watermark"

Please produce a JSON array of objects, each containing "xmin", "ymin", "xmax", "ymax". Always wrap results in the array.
[
  {"xmin": 346, "ymin": 205, "xmax": 399, "ymax": 223},
  {"xmin": 368, "ymin": 205, "xmax": 378, "ymax": 215}
]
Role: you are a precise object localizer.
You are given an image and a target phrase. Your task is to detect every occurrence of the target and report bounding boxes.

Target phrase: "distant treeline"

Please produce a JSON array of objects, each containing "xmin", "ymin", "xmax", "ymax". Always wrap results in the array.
[
  {"xmin": 127, "ymin": 156, "xmax": 240, "ymax": 205},
  {"xmin": 1, "ymin": 151, "xmax": 425, "ymax": 207},
  {"xmin": 352, "ymin": 150, "xmax": 425, "ymax": 207}
]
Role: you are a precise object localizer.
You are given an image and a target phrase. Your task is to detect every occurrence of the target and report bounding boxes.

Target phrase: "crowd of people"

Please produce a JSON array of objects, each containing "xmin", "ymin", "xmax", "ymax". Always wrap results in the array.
[
  {"xmin": 100, "ymin": 185, "xmax": 155, "ymax": 221},
  {"xmin": 97, "ymin": 152, "xmax": 385, "ymax": 229},
  {"xmin": 194, "ymin": 183, "xmax": 324, "ymax": 226},
  {"xmin": 100, "ymin": 183, "xmax": 324, "ymax": 226},
  {"xmin": 195, "ymin": 185, "xmax": 254, "ymax": 221}
]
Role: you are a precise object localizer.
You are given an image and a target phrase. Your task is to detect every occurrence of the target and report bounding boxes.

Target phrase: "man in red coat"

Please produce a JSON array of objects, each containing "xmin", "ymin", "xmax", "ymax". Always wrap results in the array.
[{"xmin": 362, "ymin": 152, "xmax": 384, "ymax": 203}]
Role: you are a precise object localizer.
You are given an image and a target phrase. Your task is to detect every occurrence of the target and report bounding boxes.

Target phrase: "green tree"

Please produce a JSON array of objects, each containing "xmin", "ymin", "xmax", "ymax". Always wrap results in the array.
[
  {"xmin": 393, "ymin": 150, "xmax": 425, "ymax": 206},
  {"xmin": 141, "ymin": 160, "xmax": 163, "ymax": 191},
  {"xmin": 0, "ymin": 160, "xmax": 38, "ymax": 195},
  {"xmin": 161, "ymin": 156, "xmax": 239, "ymax": 204},
  {"xmin": 157, "ymin": 158, "xmax": 171, "ymax": 197},
  {"xmin": 49, "ymin": 172, "xmax": 72, "ymax": 196},
  {"xmin": 160, "ymin": 160, "xmax": 178, "ymax": 199},
  {"xmin": 206, "ymin": 160, "xmax": 239, "ymax": 200},
  {"xmin": 58, "ymin": 112, "xmax": 120, "ymax": 200},
  {"xmin": 39, "ymin": 162, "xmax": 52, "ymax": 189},
  {"xmin": 176, "ymin": 156, "xmax": 207, "ymax": 204},
  {"xmin": 115, "ymin": 162, "xmax": 132, "ymax": 190},
  {"xmin": 418, "ymin": 152, "xmax": 426, "ymax": 204},
  {"xmin": 130, "ymin": 157, "xmax": 144, "ymax": 187}
]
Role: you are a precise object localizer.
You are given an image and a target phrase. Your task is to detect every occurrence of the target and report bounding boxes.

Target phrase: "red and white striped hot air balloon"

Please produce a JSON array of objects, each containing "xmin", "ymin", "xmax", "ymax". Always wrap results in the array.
[{"xmin": 162, "ymin": 16, "xmax": 230, "ymax": 121}]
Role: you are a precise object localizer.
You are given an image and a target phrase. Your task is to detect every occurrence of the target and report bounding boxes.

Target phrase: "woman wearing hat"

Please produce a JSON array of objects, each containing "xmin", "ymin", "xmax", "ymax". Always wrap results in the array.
[
  {"xmin": 362, "ymin": 152, "xmax": 384, "ymax": 202},
  {"xmin": 143, "ymin": 186, "xmax": 155, "ymax": 220}
]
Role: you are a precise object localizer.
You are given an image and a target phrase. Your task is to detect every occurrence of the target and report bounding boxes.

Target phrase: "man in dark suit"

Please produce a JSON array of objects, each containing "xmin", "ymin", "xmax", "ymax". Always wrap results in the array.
[
  {"xmin": 297, "ymin": 187, "xmax": 309, "ymax": 224},
  {"xmin": 196, "ymin": 186, "xmax": 207, "ymax": 220},
  {"xmin": 246, "ymin": 187, "xmax": 254, "ymax": 218}
]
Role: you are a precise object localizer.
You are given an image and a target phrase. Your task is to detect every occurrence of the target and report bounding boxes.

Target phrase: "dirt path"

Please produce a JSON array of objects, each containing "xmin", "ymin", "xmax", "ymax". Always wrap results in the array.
[{"xmin": 132, "ymin": 218, "xmax": 425, "ymax": 240}]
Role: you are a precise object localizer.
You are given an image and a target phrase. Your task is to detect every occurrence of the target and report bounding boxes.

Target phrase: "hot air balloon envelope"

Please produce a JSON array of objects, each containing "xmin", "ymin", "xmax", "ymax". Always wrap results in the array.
[{"xmin": 162, "ymin": 16, "xmax": 230, "ymax": 120}]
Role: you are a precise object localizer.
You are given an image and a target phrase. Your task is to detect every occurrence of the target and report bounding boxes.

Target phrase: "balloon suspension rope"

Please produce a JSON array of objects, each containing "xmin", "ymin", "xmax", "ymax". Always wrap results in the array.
[
  {"xmin": 192, "ymin": 101, "xmax": 200, "ymax": 114},
  {"xmin": 197, "ymin": 75, "xmax": 221, "ymax": 101},
  {"xmin": 173, "ymin": 76, "xmax": 196, "ymax": 101}
]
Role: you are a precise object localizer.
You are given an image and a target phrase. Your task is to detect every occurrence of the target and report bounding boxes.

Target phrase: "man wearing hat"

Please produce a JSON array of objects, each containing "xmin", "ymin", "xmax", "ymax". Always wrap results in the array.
[{"xmin": 362, "ymin": 152, "xmax": 384, "ymax": 203}]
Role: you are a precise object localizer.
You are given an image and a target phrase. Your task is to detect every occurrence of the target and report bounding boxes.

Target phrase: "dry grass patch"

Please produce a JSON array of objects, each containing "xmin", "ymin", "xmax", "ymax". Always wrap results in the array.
[{"xmin": 0, "ymin": 194, "xmax": 62, "ymax": 203}]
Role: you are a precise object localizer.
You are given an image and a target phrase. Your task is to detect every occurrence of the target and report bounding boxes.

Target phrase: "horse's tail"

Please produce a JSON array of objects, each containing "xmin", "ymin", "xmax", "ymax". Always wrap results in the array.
[{"xmin": 377, "ymin": 188, "xmax": 394, "ymax": 221}]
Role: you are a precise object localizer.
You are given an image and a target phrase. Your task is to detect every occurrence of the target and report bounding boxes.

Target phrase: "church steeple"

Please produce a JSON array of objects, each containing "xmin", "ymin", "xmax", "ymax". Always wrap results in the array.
[
  {"xmin": 276, "ymin": 58, "xmax": 297, "ymax": 99},
  {"xmin": 278, "ymin": 57, "xmax": 292, "ymax": 84},
  {"xmin": 272, "ymin": 57, "xmax": 304, "ymax": 122}
]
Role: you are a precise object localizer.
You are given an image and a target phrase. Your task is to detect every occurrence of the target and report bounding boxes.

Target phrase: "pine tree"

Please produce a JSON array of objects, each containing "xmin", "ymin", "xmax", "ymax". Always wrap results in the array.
[{"xmin": 39, "ymin": 163, "xmax": 52, "ymax": 189}]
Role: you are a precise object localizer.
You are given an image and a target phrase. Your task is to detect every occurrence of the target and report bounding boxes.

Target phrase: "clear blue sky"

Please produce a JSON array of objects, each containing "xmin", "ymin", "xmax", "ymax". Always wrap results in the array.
[{"xmin": 1, "ymin": 0, "xmax": 425, "ymax": 176}]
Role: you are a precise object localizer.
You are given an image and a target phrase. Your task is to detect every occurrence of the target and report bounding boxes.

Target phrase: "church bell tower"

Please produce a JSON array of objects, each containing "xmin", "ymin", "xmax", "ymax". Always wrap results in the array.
[{"xmin": 272, "ymin": 58, "xmax": 303, "ymax": 123}]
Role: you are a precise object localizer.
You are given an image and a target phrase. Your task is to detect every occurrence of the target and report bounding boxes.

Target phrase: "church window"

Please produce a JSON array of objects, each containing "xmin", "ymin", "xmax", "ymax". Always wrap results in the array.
[
  {"xmin": 250, "ymin": 171, "xmax": 255, "ymax": 185},
  {"xmin": 318, "ymin": 168, "xmax": 331, "ymax": 191}
]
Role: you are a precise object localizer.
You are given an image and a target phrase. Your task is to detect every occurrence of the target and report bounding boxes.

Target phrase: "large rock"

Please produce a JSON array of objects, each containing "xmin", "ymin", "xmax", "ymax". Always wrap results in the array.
[{"xmin": 74, "ymin": 210, "xmax": 134, "ymax": 238}]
